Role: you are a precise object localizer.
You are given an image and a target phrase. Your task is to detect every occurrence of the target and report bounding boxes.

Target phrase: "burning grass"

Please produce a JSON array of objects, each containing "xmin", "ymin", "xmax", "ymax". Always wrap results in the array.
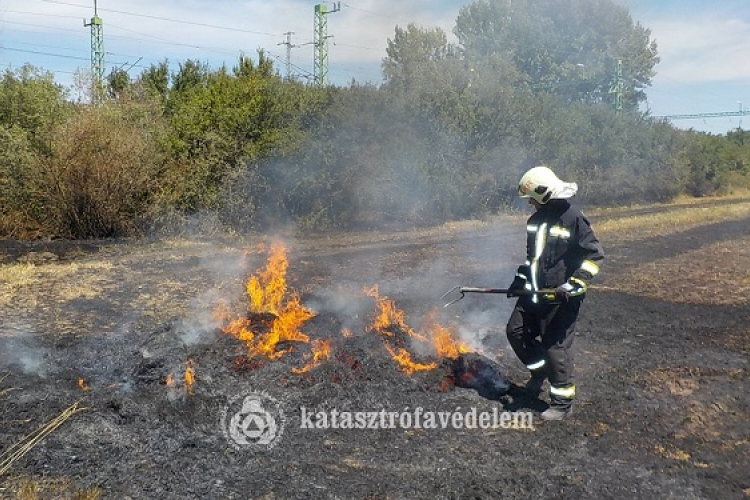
[
  {"xmin": 213, "ymin": 242, "xmax": 476, "ymax": 382},
  {"xmin": 364, "ymin": 285, "xmax": 471, "ymax": 375},
  {"xmin": 164, "ymin": 359, "xmax": 197, "ymax": 400},
  {"xmin": 218, "ymin": 241, "xmax": 316, "ymax": 363}
]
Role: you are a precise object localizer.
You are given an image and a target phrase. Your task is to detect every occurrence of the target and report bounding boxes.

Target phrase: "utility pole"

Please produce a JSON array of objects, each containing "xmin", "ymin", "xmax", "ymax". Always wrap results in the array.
[
  {"xmin": 313, "ymin": 2, "xmax": 340, "ymax": 86},
  {"xmin": 278, "ymin": 31, "xmax": 296, "ymax": 80},
  {"xmin": 84, "ymin": 0, "xmax": 105, "ymax": 102}
]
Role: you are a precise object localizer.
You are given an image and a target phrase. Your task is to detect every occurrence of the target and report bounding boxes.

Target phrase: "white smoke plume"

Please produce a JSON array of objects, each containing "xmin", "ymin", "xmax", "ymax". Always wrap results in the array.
[{"xmin": 0, "ymin": 333, "xmax": 50, "ymax": 377}]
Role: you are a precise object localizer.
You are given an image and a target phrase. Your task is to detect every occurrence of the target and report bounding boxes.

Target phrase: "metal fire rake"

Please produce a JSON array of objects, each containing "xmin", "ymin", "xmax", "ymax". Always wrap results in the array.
[{"xmin": 440, "ymin": 286, "xmax": 557, "ymax": 308}]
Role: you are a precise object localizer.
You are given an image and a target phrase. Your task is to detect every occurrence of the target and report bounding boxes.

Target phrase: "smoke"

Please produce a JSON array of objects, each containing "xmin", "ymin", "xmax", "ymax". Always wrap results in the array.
[
  {"xmin": 174, "ymin": 247, "xmax": 259, "ymax": 346},
  {"xmin": 457, "ymin": 307, "xmax": 514, "ymax": 360},
  {"xmin": 149, "ymin": 210, "xmax": 230, "ymax": 240},
  {"xmin": 176, "ymin": 290, "xmax": 225, "ymax": 346},
  {"xmin": 0, "ymin": 333, "xmax": 50, "ymax": 377},
  {"xmin": 306, "ymin": 286, "xmax": 363, "ymax": 333}
]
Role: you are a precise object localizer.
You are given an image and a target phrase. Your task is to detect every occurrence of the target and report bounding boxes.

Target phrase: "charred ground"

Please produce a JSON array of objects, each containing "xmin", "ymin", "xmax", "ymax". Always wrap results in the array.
[{"xmin": 1, "ymin": 197, "xmax": 749, "ymax": 500}]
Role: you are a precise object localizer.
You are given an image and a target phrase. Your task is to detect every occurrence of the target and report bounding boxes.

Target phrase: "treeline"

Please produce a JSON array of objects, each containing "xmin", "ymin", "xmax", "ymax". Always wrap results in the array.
[{"xmin": 1, "ymin": 0, "xmax": 749, "ymax": 239}]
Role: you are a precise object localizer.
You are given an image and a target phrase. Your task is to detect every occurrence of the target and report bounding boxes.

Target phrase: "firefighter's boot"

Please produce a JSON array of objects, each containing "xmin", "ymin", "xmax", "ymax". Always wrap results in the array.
[
  {"xmin": 541, "ymin": 404, "xmax": 573, "ymax": 421},
  {"xmin": 542, "ymin": 384, "xmax": 575, "ymax": 421}
]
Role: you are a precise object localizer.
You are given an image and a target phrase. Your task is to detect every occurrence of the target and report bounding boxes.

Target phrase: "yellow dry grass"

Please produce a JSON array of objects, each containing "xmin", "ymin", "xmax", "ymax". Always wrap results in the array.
[
  {"xmin": 0, "ymin": 261, "xmax": 115, "ymax": 309},
  {"xmin": 593, "ymin": 200, "xmax": 750, "ymax": 243},
  {"xmin": 0, "ymin": 239, "xmax": 236, "ymax": 340},
  {"xmin": 5, "ymin": 475, "xmax": 102, "ymax": 500}
]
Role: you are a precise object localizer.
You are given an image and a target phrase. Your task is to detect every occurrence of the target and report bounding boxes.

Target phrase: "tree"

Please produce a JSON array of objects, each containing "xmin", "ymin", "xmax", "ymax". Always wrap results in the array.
[
  {"xmin": 0, "ymin": 64, "xmax": 70, "ymax": 151},
  {"xmin": 234, "ymin": 51, "xmax": 275, "ymax": 79},
  {"xmin": 139, "ymin": 60, "xmax": 170, "ymax": 99},
  {"xmin": 382, "ymin": 24, "xmax": 457, "ymax": 91},
  {"xmin": 454, "ymin": 0, "xmax": 659, "ymax": 109},
  {"xmin": 107, "ymin": 67, "xmax": 131, "ymax": 100},
  {"xmin": 172, "ymin": 59, "xmax": 210, "ymax": 93}
]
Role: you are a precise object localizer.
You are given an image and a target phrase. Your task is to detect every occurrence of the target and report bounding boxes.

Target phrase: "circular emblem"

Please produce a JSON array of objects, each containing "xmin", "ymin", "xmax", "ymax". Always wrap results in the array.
[{"xmin": 220, "ymin": 389, "xmax": 285, "ymax": 450}]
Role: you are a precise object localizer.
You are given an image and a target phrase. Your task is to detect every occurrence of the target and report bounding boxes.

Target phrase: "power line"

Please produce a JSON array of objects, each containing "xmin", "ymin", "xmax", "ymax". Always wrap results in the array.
[
  {"xmin": 340, "ymin": 3, "xmax": 418, "ymax": 26},
  {"xmin": 36, "ymin": 0, "xmax": 281, "ymax": 38},
  {"xmin": 4, "ymin": 2, "xmax": 384, "ymax": 86},
  {"xmin": 0, "ymin": 44, "xmax": 148, "ymax": 70},
  {"xmin": 335, "ymin": 42, "xmax": 380, "ymax": 52},
  {"xmin": 106, "ymin": 23, "xmax": 246, "ymax": 58},
  {"xmin": 654, "ymin": 110, "xmax": 750, "ymax": 120},
  {"xmin": 2, "ymin": 39, "xmax": 82, "ymax": 54},
  {"xmin": 4, "ymin": 8, "xmax": 296, "ymax": 61},
  {"xmin": 0, "ymin": 46, "xmax": 89, "ymax": 62},
  {"xmin": 2, "ymin": 9, "xmax": 81, "ymax": 20},
  {"xmin": 0, "ymin": 19, "xmax": 90, "ymax": 36}
]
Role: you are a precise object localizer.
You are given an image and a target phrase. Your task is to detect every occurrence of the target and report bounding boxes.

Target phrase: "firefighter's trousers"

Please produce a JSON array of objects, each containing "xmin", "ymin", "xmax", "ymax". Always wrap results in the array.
[{"xmin": 505, "ymin": 297, "xmax": 582, "ymax": 407}]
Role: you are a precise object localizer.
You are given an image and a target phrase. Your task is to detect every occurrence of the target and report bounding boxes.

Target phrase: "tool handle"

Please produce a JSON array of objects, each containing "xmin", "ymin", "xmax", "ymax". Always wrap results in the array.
[{"xmin": 459, "ymin": 287, "xmax": 555, "ymax": 295}]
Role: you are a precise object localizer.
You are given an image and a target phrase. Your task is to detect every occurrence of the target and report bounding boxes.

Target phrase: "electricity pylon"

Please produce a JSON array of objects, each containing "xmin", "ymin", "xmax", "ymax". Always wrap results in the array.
[
  {"xmin": 609, "ymin": 58, "xmax": 624, "ymax": 113},
  {"xmin": 279, "ymin": 31, "xmax": 296, "ymax": 80},
  {"xmin": 313, "ymin": 2, "xmax": 340, "ymax": 86},
  {"xmin": 84, "ymin": 0, "xmax": 105, "ymax": 102}
]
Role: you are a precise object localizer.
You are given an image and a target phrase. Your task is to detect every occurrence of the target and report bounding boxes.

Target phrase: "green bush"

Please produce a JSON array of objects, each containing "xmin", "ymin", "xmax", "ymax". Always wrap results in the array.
[{"xmin": 38, "ymin": 100, "xmax": 165, "ymax": 238}]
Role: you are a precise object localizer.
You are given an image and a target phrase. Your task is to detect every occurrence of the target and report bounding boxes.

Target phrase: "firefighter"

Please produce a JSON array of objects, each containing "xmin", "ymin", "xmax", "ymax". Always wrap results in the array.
[{"xmin": 506, "ymin": 166, "xmax": 603, "ymax": 421}]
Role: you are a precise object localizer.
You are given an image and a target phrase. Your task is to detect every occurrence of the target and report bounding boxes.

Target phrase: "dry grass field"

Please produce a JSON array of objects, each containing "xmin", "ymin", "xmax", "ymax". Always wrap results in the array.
[{"xmin": 1, "ymin": 195, "xmax": 749, "ymax": 499}]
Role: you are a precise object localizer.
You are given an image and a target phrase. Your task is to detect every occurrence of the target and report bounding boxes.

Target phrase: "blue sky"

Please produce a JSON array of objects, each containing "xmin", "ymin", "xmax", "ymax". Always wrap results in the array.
[{"xmin": 1, "ymin": 0, "xmax": 748, "ymax": 135}]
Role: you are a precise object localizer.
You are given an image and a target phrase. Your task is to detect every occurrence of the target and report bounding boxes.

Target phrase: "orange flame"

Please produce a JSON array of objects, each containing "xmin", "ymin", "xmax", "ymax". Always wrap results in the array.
[
  {"xmin": 165, "ymin": 361, "xmax": 195, "ymax": 397},
  {"xmin": 247, "ymin": 241, "xmax": 288, "ymax": 315},
  {"xmin": 78, "ymin": 378, "xmax": 90, "ymax": 392},
  {"xmin": 383, "ymin": 344, "xmax": 438, "ymax": 375},
  {"xmin": 212, "ymin": 299, "xmax": 234, "ymax": 325},
  {"xmin": 292, "ymin": 339, "xmax": 332, "ymax": 374},
  {"xmin": 184, "ymin": 360, "xmax": 195, "ymax": 395},
  {"xmin": 364, "ymin": 285, "xmax": 427, "ymax": 342},
  {"xmin": 421, "ymin": 309, "xmax": 471, "ymax": 359},
  {"xmin": 219, "ymin": 241, "xmax": 316, "ymax": 362},
  {"xmin": 365, "ymin": 285, "xmax": 438, "ymax": 374},
  {"xmin": 365, "ymin": 287, "xmax": 472, "ymax": 374}
]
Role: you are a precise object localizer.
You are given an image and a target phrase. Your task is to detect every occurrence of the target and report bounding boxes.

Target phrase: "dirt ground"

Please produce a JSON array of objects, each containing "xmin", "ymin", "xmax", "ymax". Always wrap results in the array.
[{"xmin": 1, "ymin": 197, "xmax": 749, "ymax": 500}]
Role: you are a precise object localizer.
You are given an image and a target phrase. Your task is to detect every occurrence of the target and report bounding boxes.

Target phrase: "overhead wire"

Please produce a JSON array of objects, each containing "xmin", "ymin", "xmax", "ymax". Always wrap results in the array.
[
  {"xmin": 0, "ymin": 46, "xmax": 89, "ymax": 63},
  {"xmin": 2, "ymin": 1, "xmax": 398, "ymax": 84},
  {"xmin": 2, "ymin": 8, "xmax": 81, "ymax": 20},
  {"xmin": 35, "ymin": 0, "xmax": 281, "ymax": 38}
]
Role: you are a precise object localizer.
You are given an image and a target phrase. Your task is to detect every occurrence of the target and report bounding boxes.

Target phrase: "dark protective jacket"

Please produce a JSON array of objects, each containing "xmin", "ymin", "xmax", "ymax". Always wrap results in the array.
[{"xmin": 522, "ymin": 199, "xmax": 604, "ymax": 294}]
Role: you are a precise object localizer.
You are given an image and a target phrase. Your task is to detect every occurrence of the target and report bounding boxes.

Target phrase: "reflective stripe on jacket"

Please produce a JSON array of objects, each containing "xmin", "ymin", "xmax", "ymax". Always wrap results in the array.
[{"xmin": 525, "ymin": 199, "xmax": 604, "ymax": 293}]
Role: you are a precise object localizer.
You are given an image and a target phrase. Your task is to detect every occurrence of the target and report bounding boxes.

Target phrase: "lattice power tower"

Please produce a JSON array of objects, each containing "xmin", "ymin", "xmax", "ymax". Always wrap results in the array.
[
  {"xmin": 313, "ymin": 2, "xmax": 340, "ymax": 86},
  {"xmin": 84, "ymin": 0, "xmax": 105, "ymax": 100}
]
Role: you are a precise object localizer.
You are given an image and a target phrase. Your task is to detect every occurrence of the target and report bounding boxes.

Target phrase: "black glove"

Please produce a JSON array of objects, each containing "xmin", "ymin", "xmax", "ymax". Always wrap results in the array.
[
  {"xmin": 554, "ymin": 283, "xmax": 573, "ymax": 302},
  {"xmin": 507, "ymin": 265, "xmax": 531, "ymax": 297},
  {"xmin": 507, "ymin": 275, "xmax": 526, "ymax": 297},
  {"xmin": 553, "ymin": 278, "xmax": 587, "ymax": 302}
]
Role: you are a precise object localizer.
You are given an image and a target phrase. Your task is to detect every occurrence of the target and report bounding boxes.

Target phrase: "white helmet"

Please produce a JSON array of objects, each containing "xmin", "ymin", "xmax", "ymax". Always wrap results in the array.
[{"xmin": 518, "ymin": 166, "xmax": 578, "ymax": 204}]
